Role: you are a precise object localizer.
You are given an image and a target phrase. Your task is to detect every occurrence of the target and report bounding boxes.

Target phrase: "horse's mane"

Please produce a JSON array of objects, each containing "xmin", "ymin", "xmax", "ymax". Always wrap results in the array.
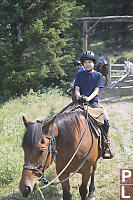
[
  {"xmin": 22, "ymin": 111, "xmax": 83, "ymax": 152},
  {"xmin": 54, "ymin": 110, "xmax": 82, "ymax": 152}
]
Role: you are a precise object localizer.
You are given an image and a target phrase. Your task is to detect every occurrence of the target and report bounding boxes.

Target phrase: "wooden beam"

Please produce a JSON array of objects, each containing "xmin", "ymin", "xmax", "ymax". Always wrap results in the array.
[
  {"xmin": 111, "ymin": 70, "xmax": 124, "ymax": 73},
  {"xmin": 107, "ymin": 57, "xmax": 111, "ymax": 88},
  {"xmin": 115, "ymin": 86, "xmax": 133, "ymax": 89},
  {"xmin": 83, "ymin": 21, "xmax": 88, "ymax": 51},
  {"xmin": 76, "ymin": 16, "xmax": 133, "ymax": 23},
  {"xmin": 111, "ymin": 64, "xmax": 125, "ymax": 66}
]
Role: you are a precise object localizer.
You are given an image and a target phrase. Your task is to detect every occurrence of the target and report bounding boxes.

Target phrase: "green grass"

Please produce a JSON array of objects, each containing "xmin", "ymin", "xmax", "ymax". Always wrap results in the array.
[
  {"xmin": 0, "ymin": 87, "xmax": 133, "ymax": 200},
  {"xmin": 122, "ymin": 48, "xmax": 133, "ymax": 60},
  {"xmin": 0, "ymin": 87, "xmax": 70, "ymax": 200},
  {"xmin": 90, "ymin": 40, "xmax": 133, "ymax": 61}
]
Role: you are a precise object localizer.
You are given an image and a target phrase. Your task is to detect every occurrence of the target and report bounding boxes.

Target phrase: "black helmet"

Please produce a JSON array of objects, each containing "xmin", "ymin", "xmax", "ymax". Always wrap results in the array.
[
  {"xmin": 99, "ymin": 51, "xmax": 103, "ymax": 56},
  {"xmin": 74, "ymin": 59, "xmax": 81, "ymax": 66},
  {"xmin": 80, "ymin": 51, "xmax": 96, "ymax": 64}
]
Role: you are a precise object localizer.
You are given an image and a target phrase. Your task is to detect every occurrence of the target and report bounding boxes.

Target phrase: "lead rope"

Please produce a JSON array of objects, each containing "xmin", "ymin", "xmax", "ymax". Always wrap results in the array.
[{"xmin": 40, "ymin": 103, "xmax": 94, "ymax": 189}]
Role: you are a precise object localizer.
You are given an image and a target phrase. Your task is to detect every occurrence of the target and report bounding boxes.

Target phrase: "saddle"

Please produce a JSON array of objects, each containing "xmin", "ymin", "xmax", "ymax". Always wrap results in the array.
[
  {"xmin": 60, "ymin": 102, "xmax": 106, "ymax": 157},
  {"xmin": 86, "ymin": 106, "xmax": 104, "ymax": 125},
  {"xmin": 61, "ymin": 102, "xmax": 104, "ymax": 126}
]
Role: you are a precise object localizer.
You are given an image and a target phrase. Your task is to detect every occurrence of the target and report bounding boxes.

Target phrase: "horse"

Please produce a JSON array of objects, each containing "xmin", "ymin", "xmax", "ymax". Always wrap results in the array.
[
  {"xmin": 19, "ymin": 107, "xmax": 99, "ymax": 200},
  {"xmin": 94, "ymin": 63, "xmax": 108, "ymax": 86}
]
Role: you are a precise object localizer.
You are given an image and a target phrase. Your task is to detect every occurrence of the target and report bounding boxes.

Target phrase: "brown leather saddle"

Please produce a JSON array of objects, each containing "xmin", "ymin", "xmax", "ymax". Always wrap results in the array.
[
  {"xmin": 59, "ymin": 102, "xmax": 106, "ymax": 158},
  {"xmin": 61, "ymin": 102, "xmax": 104, "ymax": 126}
]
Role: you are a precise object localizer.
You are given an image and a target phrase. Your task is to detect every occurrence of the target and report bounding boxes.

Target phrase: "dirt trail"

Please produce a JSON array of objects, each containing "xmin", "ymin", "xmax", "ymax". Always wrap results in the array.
[
  {"xmin": 99, "ymin": 88, "xmax": 133, "ymax": 155},
  {"xmin": 41, "ymin": 88, "xmax": 133, "ymax": 200}
]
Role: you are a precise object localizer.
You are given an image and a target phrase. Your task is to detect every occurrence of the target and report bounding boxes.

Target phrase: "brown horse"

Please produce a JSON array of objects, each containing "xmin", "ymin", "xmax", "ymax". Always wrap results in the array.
[
  {"xmin": 95, "ymin": 63, "xmax": 108, "ymax": 86},
  {"xmin": 19, "ymin": 108, "xmax": 99, "ymax": 200}
]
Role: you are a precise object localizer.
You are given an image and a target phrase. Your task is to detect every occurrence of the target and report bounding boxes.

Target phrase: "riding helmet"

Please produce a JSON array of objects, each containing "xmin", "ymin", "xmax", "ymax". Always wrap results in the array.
[
  {"xmin": 74, "ymin": 60, "xmax": 81, "ymax": 66},
  {"xmin": 80, "ymin": 51, "xmax": 96, "ymax": 64},
  {"xmin": 99, "ymin": 51, "xmax": 103, "ymax": 56}
]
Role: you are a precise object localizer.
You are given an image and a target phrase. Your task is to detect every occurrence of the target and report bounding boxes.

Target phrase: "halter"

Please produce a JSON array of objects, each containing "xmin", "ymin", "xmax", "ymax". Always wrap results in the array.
[{"xmin": 23, "ymin": 131, "xmax": 56, "ymax": 183}]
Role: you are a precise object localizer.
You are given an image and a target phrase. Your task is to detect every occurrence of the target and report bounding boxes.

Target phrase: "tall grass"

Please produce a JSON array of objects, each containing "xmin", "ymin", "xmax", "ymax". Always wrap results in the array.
[{"xmin": 0, "ymin": 87, "xmax": 71, "ymax": 199}]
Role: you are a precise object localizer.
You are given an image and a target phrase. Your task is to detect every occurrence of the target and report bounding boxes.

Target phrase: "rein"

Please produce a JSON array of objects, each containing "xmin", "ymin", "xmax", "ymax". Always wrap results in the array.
[
  {"xmin": 23, "ymin": 103, "xmax": 94, "ymax": 189},
  {"xmin": 40, "ymin": 103, "xmax": 94, "ymax": 188}
]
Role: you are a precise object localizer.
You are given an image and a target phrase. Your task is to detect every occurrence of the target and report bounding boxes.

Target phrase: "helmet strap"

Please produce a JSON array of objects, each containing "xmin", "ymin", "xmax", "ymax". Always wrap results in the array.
[{"xmin": 86, "ymin": 69, "xmax": 93, "ymax": 73}]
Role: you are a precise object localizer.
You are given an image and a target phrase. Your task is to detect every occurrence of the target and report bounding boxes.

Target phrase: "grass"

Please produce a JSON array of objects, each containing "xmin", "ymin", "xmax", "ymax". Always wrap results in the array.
[
  {"xmin": 0, "ymin": 87, "xmax": 133, "ymax": 200},
  {"xmin": 90, "ymin": 39, "xmax": 133, "ymax": 61},
  {"xmin": 0, "ymin": 87, "xmax": 70, "ymax": 200}
]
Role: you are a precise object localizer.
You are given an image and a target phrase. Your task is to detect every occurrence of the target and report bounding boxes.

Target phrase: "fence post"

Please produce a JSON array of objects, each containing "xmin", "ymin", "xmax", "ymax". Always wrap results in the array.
[
  {"xmin": 107, "ymin": 57, "xmax": 111, "ymax": 88},
  {"xmin": 83, "ymin": 21, "xmax": 88, "ymax": 51}
]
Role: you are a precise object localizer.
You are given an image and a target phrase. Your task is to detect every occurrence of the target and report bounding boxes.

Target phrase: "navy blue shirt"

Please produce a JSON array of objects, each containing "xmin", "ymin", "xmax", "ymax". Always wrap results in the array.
[{"xmin": 74, "ymin": 70, "xmax": 103, "ymax": 103}]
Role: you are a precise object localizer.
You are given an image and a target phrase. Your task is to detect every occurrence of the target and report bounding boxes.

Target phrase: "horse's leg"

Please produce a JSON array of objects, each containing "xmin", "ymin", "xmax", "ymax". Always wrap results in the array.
[
  {"xmin": 79, "ymin": 169, "xmax": 93, "ymax": 200},
  {"xmin": 104, "ymin": 75, "xmax": 108, "ymax": 86},
  {"xmin": 88, "ymin": 163, "xmax": 97, "ymax": 199},
  {"xmin": 59, "ymin": 174, "xmax": 72, "ymax": 200},
  {"xmin": 88, "ymin": 172, "xmax": 95, "ymax": 198}
]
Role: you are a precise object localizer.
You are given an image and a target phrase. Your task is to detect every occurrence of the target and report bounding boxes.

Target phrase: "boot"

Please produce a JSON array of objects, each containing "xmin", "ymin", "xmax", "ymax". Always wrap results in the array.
[{"xmin": 102, "ymin": 134, "xmax": 114, "ymax": 159}]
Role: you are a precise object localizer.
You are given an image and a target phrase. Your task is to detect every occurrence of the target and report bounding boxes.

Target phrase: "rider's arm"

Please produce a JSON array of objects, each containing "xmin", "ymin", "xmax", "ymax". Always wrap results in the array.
[
  {"xmin": 75, "ymin": 86, "xmax": 81, "ymax": 100},
  {"xmin": 82, "ymin": 87, "xmax": 99, "ymax": 102}
]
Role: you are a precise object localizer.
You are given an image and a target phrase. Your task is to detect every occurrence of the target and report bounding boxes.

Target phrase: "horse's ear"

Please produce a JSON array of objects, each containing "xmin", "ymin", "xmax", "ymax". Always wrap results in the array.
[
  {"xmin": 42, "ymin": 116, "xmax": 55, "ymax": 132},
  {"xmin": 23, "ymin": 116, "xmax": 31, "ymax": 127},
  {"xmin": 43, "ymin": 116, "xmax": 56, "ymax": 126}
]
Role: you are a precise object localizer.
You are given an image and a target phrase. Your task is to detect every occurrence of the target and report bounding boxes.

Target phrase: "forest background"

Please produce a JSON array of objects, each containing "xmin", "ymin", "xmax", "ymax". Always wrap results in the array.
[{"xmin": 0, "ymin": 0, "xmax": 133, "ymax": 98}]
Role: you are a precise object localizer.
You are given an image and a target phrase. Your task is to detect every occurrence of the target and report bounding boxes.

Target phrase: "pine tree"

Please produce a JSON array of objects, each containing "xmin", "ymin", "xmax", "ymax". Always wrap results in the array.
[{"xmin": 0, "ymin": 0, "xmax": 82, "ymax": 96}]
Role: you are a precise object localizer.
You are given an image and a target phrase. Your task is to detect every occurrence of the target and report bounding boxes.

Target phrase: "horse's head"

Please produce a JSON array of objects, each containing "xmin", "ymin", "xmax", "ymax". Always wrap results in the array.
[{"xmin": 19, "ymin": 116, "xmax": 56, "ymax": 197}]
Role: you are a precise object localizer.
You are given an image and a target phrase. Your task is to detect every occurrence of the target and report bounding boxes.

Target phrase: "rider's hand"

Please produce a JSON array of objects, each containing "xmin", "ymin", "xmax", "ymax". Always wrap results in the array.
[
  {"xmin": 81, "ymin": 95, "xmax": 89, "ymax": 102},
  {"xmin": 76, "ymin": 94, "xmax": 82, "ymax": 100}
]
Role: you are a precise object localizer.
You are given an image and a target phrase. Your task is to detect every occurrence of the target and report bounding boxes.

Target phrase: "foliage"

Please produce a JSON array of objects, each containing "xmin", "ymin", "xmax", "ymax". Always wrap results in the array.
[
  {"xmin": 0, "ymin": 0, "xmax": 82, "ymax": 96},
  {"xmin": 0, "ymin": 0, "xmax": 133, "ymax": 97}
]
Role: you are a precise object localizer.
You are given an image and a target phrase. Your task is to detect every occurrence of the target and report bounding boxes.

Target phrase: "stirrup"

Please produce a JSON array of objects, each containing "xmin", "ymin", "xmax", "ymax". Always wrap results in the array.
[
  {"xmin": 102, "ymin": 138, "xmax": 114, "ymax": 159},
  {"xmin": 102, "ymin": 148, "xmax": 114, "ymax": 159}
]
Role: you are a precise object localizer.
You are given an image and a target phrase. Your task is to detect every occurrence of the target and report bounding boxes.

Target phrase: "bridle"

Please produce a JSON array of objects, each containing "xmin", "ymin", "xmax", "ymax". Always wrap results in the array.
[{"xmin": 23, "ymin": 132, "xmax": 56, "ymax": 182}]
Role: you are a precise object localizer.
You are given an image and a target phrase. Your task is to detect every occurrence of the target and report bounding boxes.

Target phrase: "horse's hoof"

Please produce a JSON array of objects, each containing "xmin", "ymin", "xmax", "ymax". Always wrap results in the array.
[
  {"xmin": 87, "ymin": 196, "xmax": 96, "ymax": 200},
  {"xmin": 87, "ymin": 193, "xmax": 95, "ymax": 200}
]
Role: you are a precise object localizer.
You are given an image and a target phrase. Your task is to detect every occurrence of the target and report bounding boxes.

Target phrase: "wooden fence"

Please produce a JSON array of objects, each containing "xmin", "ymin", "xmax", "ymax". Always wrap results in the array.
[{"xmin": 107, "ymin": 58, "xmax": 133, "ymax": 89}]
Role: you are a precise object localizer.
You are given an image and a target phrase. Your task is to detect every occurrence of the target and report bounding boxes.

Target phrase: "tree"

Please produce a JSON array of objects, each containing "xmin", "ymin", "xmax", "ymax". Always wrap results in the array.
[{"xmin": 0, "ymin": 0, "xmax": 82, "ymax": 96}]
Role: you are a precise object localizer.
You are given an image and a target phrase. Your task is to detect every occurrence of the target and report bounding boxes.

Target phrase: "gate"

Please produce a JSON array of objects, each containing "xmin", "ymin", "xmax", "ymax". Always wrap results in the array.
[{"xmin": 107, "ymin": 58, "xmax": 133, "ymax": 89}]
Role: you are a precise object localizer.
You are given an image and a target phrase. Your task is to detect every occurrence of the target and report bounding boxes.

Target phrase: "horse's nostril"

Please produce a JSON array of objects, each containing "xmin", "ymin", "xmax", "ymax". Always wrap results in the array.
[
  {"xmin": 26, "ymin": 186, "xmax": 31, "ymax": 193},
  {"xmin": 25, "ymin": 186, "xmax": 31, "ymax": 194},
  {"xmin": 22, "ymin": 186, "xmax": 31, "ymax": 197}
]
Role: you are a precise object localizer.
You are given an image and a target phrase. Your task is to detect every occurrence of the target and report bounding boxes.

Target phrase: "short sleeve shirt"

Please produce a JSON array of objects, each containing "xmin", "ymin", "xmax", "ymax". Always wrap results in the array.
[
  {"xmin": 77, "ymin": 66, "xmax": 84, "ymax": 73},
  {"xmin": 98, "ymin": 56, "xmax": 105, "ymax": 63},
  {"xmin": 74, "ymin": 70, "xmax": 103, "ymax": 103}
]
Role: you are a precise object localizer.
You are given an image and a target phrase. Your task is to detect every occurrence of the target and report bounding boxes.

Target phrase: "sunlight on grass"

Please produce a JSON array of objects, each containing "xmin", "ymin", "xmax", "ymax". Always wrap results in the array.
[{"xmin": 0, "ymin": 87, "xmax": 133, "ymax": 200}]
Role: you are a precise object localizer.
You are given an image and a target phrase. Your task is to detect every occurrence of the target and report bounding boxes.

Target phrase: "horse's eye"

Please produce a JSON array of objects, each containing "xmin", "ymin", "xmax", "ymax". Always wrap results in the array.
[
  {"xmin": 39, "ymin": 147, "xmax": 45, "ymax": 155},
  {"xmin": 41, "ymin": 139, "xmax": 44, "ymax": 144}
]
